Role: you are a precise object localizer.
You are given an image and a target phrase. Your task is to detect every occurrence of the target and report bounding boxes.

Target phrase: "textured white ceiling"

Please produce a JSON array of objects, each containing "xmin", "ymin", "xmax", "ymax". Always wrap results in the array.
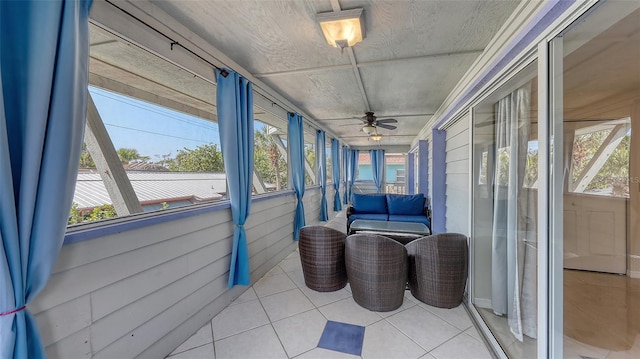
[{"xmin": 112, "ymin": 0, "xmax": 521, "ymax": 147}]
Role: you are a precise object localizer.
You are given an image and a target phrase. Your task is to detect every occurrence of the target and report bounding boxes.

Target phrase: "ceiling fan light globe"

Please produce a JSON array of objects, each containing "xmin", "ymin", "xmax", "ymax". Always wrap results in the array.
[{"xmin": 362, "ymin": 124, "xmax": 376, "ymax": 134}]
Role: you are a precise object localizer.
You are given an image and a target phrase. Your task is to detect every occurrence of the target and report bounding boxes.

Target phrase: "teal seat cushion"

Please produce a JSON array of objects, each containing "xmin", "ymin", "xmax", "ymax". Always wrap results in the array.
[
  {"xmin": 386, "ymin": 194, "xmax": 424, "ymax": 215},
  {"xmin": 388, "ymin": 215, "xmax": 430, "ymax": 228},
  {"xmin": 352, "ymin": 194, "xmax": 387, "ymax": 214},
  {"xmin": 348, "ymin": 213, "xmax": 388, "ymax": 225}
]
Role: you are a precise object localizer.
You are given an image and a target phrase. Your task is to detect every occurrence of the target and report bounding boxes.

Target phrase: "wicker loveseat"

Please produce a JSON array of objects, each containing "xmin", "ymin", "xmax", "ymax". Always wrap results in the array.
[{"xmin": 346, "ymin": 193, "xmax": 431, "ymax": 233}]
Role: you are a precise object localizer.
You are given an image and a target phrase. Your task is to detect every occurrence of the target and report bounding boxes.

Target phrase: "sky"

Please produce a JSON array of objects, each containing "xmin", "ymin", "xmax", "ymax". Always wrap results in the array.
[
  {"xmin": 89, "ymin": 87, "xmax": 273, "ymax": 162},
  {"xmin": 89, "ymin": 86, "xmax": 222, "ymax": 162}
]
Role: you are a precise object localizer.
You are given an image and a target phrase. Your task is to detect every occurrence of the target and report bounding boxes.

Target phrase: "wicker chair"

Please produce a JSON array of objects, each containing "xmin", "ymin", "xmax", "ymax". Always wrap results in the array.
[
  {"xmin": 299, "ymin": 226, "xmax": 348, "ymax": 292},
  {"xmin": 406, "ymin": 233, "xmax": 468, "ymax": 308},
  {"xmin": 345, "ymin": 234, "xmax": 408, "ymax": 311}
]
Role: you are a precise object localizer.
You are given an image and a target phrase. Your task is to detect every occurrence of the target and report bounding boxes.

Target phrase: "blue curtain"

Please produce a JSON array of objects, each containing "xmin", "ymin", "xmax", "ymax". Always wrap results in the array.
[
  {"xmin": 370, "ymin": 149, "xmax": 385, "ymax": 193},
  {"xmin": 0, "ymin": 1, "xmax": 92, "ymax": 358},
  {"xmin": 216, "ymin": 69, "xmax": 253, "ymax": 288},
  {"xmin": 342, "ymin": 145, "xmax": 349, "ymax": 204},
  {"xmin": 316, "ymin": 130, "xmax": 328, "ymax": 221},
  {"xmin": 347, "ymin": 149, "xmax": 359, "ymax": 203},
  {"xmin": 331, "ymin": 139, "xmax": 342, "ymax": 211},
  {"xmin": 288, "ymin": 113, "xmax": 305, "ymax": 240}
]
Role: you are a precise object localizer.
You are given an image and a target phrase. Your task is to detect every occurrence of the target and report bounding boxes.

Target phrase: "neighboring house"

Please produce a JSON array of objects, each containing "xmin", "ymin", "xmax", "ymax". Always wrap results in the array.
[
  {"xmin": 73, "ymin": 171, "xmax": 226, "ymax": 213},
  {"xmin": 356, "ymin": 153, "xmax": 405, "ymax": 182}
]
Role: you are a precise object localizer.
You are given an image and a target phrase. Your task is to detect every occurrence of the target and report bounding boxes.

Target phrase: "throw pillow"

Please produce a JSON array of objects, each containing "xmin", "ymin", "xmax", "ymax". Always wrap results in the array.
[
  {"xmin": 352, "ymin": 194, "xmax": 387, "ymax": 214},
  {"xmin": 386, "ymin": 194, "xmax": 424, "ymax": 215}
]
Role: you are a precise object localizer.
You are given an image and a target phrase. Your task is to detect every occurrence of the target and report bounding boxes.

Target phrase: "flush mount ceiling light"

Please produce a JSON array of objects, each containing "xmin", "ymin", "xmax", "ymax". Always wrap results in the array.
[{"xmin": 317, "ymin": 8, "xmax": 365, "ymax": 49}]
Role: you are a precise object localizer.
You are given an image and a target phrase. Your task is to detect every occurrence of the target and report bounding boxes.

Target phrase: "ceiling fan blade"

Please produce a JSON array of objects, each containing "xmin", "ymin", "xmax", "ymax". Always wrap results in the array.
[
  {"xmin": 376, "ymin": 118, "xmax": 397, "ymax": 124},
  {"xmin": 376, "ymin": 124, "xmax": 397, "ymax": 130}
]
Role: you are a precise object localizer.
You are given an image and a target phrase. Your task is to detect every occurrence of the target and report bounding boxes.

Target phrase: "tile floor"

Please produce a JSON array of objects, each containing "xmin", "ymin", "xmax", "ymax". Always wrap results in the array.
[
  {"xmin": 166, "ymin": 245, "xmax": 489, "ymax": 358},
  {"xmin": 477, "ymin": 270, "xmax": 640, "ymax": 359}
]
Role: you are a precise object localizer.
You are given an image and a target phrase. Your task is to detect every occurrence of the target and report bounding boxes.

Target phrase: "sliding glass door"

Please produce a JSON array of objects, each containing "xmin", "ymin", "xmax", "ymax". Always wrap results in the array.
[
  {"xmin": 548, "ymin": 2, "xmax": 640, "ymax": 357},
  {"xmin": 471, "ymin": 60, "xmax": 539, "ymax": 358}
]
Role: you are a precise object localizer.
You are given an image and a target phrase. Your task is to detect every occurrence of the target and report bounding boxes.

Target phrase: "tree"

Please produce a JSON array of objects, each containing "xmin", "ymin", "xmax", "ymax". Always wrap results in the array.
[
  {"xmin": 117, "ymin": 148, "xmax": 150, "ymax": 164},
  {"xmin": 79, "ymin": 142, "xmax": 95, "ymax": 168},
  {"xmin": 304, "ymin": 145, "xmax": 316, "ymax": 185},
  {"xmin": 167, "ymin": 144, "xmax": 224, "ymax": 172},
  {"xmin": 254, "ymin": 127, "xmax": 287, "ymax": 190},
  {"xmin": 572, "ymin": 129, "xmax": 630, "ymax": 196}
]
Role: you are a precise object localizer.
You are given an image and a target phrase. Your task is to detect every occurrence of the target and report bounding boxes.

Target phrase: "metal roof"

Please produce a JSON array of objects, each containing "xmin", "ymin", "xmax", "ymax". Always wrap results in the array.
[{"xmin": 73, "ymin": 171, "xmax": 226, "ymax": 209}]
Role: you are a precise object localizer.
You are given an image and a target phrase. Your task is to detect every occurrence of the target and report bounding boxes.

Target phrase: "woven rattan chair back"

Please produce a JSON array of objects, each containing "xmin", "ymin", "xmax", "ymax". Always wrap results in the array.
[
  {"xmin": 299, "ymin": 226, "xmax": 348, "ymax": 292},
  {"xmin": 406, "ymin": 233, "xmax": 468, "ymax": 308},
  {"xmin": 345, "ymin": 234, "xmax": 408, "ymax": 312}
]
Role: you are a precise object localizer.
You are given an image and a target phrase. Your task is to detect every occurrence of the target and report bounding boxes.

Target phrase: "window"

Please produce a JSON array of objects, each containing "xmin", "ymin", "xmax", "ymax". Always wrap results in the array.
[
  {"xmin": 70, "ymin": 24, "xmax": 225, "ymax": 226},
  {"xmin": 569, "ymin": 120, "xmax": 630, "ymax": 197},
  {"xmin": 385, "ymin": 153, "xmax": 406, "ymax": 194},
  {"xmin": 356, "ymin": 152, "xmax": 371, "ymax": 180},
  {"xmin": 304, "ymin": 139, "xmax": 316, "ymax": 186},
  {"xmin": 471, "ymin": 60, "xmax": 538, "ymax": 358},
  {"xmin": 254, "ymin": 116, "xmax": 288, "ymax": 194}
]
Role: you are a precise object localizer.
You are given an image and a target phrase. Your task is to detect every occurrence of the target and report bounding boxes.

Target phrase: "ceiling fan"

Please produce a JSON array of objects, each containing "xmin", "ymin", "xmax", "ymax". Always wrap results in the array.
[{"xmin": 357, "ymin": 112, "xmax": 398, "ymax": 134}]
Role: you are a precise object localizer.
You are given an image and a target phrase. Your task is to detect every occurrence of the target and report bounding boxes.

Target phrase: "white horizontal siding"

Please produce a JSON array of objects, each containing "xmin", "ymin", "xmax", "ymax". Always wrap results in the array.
[
  {"xmin": 34, "ymin": 192, "xmax": 308, "ymax": 359},
  {"xmin": 446, "ymin": 118, "xmax": 470, "ymax": 235}
]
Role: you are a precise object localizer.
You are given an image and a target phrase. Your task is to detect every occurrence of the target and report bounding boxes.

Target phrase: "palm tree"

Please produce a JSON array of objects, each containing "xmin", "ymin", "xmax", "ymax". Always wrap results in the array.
[
  {"xmin": 117, "ymin": 148, "xmax": 150, "ymax": 164},
  {"xmin": 255, "ymin": 126, "xmax": 284, "ymax": 190}
]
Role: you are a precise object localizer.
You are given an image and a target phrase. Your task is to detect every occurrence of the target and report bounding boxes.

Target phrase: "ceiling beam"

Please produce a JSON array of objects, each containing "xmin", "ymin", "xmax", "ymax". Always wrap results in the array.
[
  {"xmin": 253, "ymin": 50, "xmax": 484, "ymax": 79},
  {"xmin": 329, "ymin": 0, "xmax": 370, "ymax": 112},
  {"xmin": 347, "ymin": 47, "xmax": 370, "ymax": 112}
]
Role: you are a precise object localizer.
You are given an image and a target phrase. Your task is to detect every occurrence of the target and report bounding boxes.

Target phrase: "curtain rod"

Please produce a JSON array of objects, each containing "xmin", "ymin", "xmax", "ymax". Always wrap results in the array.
[
  {"xmin": 104, "ymin": 0, "xmax": 229, "ymax": 78},
  {"xmin": 104, "ymin": 0, "xmax": 325, "ymax": 134}
]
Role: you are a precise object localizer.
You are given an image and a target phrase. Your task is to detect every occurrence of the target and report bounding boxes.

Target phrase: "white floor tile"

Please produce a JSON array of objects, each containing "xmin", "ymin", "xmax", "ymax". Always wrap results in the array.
[
  {"xmin": 214, "ymin": 324, "xmax": 287, "ymax": 359},
  {"xmin": 211, "ymin": 299, "xmax": 269, "ymax": 340},
  {"xmin": 376, "ymin": 293, "xmax": 418, "ymax": 318},
  {"xmin": 272, "ymin": 309, "xmax": 327, "ymax": 358},
  {"xmin": 170, "ymin": 323, "xmax": 213, "ymax": 356},
  {"xmin": 286, "ymin": 249, "xmax": 300, "ymax": 260},
  {"xmin": 419, "ymin": 353, "xmax": 437, "ymax": 359},
  {"xmin": 293, "ymin": 347, "xmax": 360, "ymax": 359},
  {"xmin": 464, "ymin": 326, "xmax": 482, "ymax": 342},
  {"xmin": 361, "ymin": 320, "xmax": 426, "ymax": 359},
  {"xmin": 505, "ymin": 334, "xmax": 538, "ymax": 359},
  {"xmin": 287, "ymin": 269, "xmax": 351, "ymax": 307},
  {"xmin": 430, "ymin": 333, "xmax": 492, "ymax": 359},
  {"xmin": 286, "ymin": 268, "xmax": 307, "ymax": 288},
  {"xmin": 419, "ymin": 303, "xmax": 473, "ymax": 330},
  {"xmin": 318, "ymin": 298, "xmax": 383, "ymax": 327},
  {"xmin": 168, "ymin": 343, "xmax": 215, "ymax": 359},
  {"xmin": 302, "ymin": 286, "xmax": 352, "ymax": 308},
  {"xmin": 229, "ymin": 287, "xmax": 257, "ymax": 306},
  {"xmin": 386, "ymin": 306, "xmax": 461, "ymax": 352},
  {"xmin": 265, "ymin": 266, "xmax": 286, "ymax": 277},
  {"xmin": 253, "ymin": 273, "xmax": 298, "ymax": 298},
  {"xmin": 260, "ymin": 288, "xmax": 315, "ymax": 322},
  {"xmin": 279, "ymin": 256, "xmax": 302, "ymax": 273}
]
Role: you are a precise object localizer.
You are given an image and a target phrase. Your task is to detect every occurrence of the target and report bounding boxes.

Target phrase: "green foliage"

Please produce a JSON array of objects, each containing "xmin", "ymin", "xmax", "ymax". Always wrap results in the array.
[
  {"xmin": 167, "ymin": 144, "xmax": 224, "ymax": 172},
  {"xmin": 572, "ymin": 130, "xmax": 629, "ymax": 195},
  {"xmin": 68, "ymin": 202, "xmax": 84, "ymax": 225},
  {"xmin": 305, "ymin": 145, "xmax": 315, "ymax": 185},
  {"xmin": 79, "ymin": 143, "xmax": 95, "ymax": 168},
  {"xmin": 254, "ymin": 127, "xmax": 287, "ymax": 190},
  {"xmin": 68, "ymin": 202, "xmax": 118, "ymax": 225},
  {"xmin": 89, "ymin": 204, "xmax": 118, "ymax": 221}
]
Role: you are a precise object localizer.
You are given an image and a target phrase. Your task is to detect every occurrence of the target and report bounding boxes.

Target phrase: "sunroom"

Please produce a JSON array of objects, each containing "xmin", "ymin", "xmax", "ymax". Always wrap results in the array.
[{"xmin": 2, "ymin": 1, "xmax": 639, "ymax": 359}]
